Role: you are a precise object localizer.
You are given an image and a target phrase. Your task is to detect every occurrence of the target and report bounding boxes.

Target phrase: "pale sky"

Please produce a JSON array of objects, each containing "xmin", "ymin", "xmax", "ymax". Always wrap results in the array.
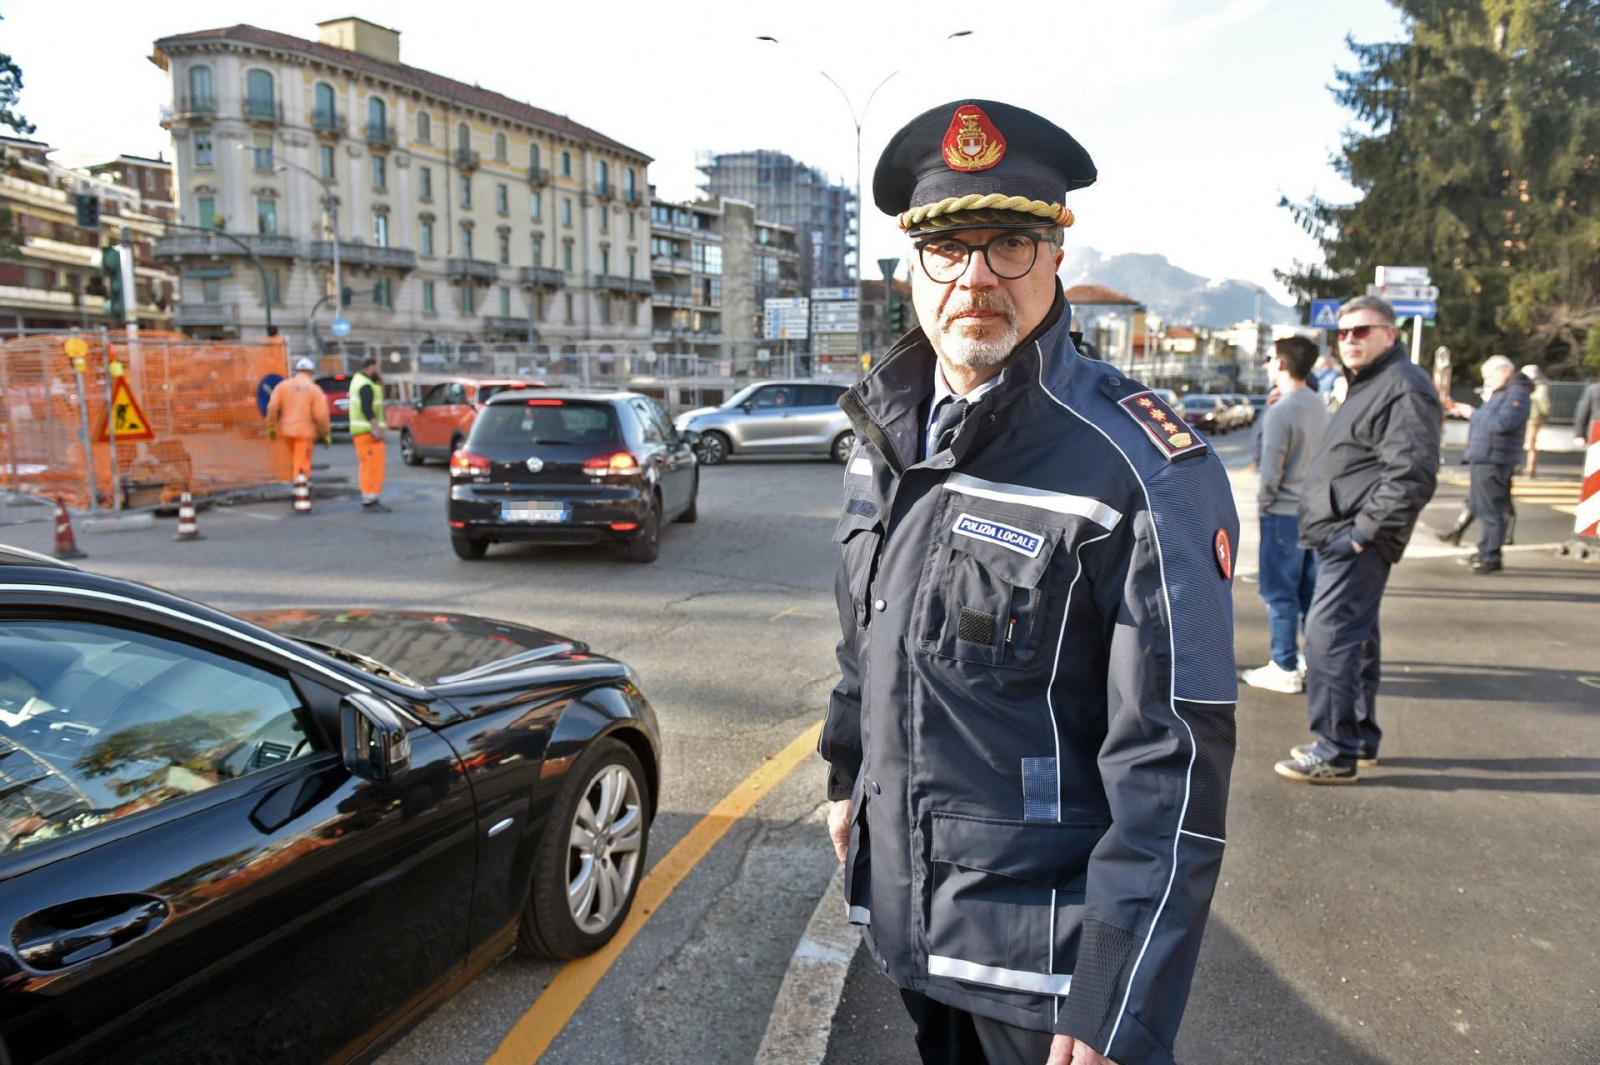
[{"xmin": 2, "ymin": 0, "xmax": 1405, "ymax": 303}]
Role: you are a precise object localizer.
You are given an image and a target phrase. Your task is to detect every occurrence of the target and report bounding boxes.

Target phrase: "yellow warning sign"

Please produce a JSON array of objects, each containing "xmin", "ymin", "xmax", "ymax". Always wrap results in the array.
[
  {"xmin": 95, "ymin": 378, "xmax": 157, "ymax": 443},
  {"xmin": 63, "ymin": 337, "xmax": 88, "ymax": 359}
]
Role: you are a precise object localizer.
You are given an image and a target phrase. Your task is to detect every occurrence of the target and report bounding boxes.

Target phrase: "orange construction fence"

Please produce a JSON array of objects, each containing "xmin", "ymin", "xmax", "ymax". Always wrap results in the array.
[{"xmin": 0, "ymin": 332, "xmax": 295, "ymax": 511}]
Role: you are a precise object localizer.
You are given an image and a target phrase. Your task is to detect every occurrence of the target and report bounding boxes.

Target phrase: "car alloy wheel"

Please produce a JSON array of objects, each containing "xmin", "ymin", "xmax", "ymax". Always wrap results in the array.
[
  {"xmin": 400, "ymin": 429, "xmax": 422, "ymax": 466},
  {"xmin": 831, "ymin": 430, "xmax": 856, "ymax": 464},
  {"xmin": 696, "ymin": 431, "xmax": 729, "ymax": 466},
  {"xmin": 519, "ymin": 739, "xmax": 649, "ymax": 958}
]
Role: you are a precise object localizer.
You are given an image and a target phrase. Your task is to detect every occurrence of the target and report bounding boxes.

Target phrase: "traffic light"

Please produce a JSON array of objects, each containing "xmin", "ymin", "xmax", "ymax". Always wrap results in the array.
[
  {"xmin": 888, "ymin": 300, "xmax": 910, "ymax": 334},
  {"xmin": 100, "ymin": 246, "xmax": 124, "ymax": 320},
  {"xmin": 74, "ymin": 194, "xmax": 100, "ymax": 229},
  {"xmin": 340, "ymin": 285, "xmax": 354, "ymax": 307}
]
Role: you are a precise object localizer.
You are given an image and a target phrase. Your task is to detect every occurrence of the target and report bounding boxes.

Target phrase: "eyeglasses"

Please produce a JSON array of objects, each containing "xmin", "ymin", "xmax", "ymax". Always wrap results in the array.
[
  {"xmin": 915, "ymin": 231, "xmax": 1059, "ymax": 283},
  {"xmin": 1336, "ymin": 324, "xmax": 1388, "ymax": 341}
]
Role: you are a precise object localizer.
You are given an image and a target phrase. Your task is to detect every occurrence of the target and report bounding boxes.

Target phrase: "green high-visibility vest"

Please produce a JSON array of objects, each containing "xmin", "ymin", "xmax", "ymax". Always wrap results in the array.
[{"xmin": 348, "ymin": 371, "xmax": 385, "ymax": 435}]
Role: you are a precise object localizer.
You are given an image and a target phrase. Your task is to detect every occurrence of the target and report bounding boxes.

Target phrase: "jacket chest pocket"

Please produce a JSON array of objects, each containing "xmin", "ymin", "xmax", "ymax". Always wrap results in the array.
[
  {"xmin": 834, "ymin": 500, "xmax": 884, "ymax": 627},
  {"xmin": 918, "ymin": 506, "xmax": 1064, "ymax": 669}
]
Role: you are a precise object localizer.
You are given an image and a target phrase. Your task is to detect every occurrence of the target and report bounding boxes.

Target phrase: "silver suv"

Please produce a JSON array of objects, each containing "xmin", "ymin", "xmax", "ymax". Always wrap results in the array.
[{"xmin": 674, "ymin": 380, "xmax": 854, "ymax": 465}]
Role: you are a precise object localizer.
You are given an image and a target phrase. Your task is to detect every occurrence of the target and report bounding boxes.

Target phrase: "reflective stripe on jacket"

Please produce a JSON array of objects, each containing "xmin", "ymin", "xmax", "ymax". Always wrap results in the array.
[
  {"xmin": 820, "ymin": 291, "xmax": 1238, "ymax": 1065},
  {"xmin": 264, "ymin": 373, "xmax": 330, "ymax": 440},
  {"xmin": 347, "ymin": 372, "xmax": 384, "ymax": 436}
]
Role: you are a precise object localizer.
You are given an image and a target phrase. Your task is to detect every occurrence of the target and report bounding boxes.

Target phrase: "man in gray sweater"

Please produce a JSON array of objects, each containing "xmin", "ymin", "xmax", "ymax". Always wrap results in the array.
[{"xmin": 1242, "ymin": 336, "xmax": 1329, "ymax": 694}]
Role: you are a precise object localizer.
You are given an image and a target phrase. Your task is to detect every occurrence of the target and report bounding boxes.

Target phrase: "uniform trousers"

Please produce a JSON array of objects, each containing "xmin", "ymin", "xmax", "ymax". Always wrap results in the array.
[
  {"xmin": 1468, "ymin": 462, "xmax": 1515, "ymax": 564},
  {"xmin": 285, "ymin": 436, "xmax": 314, "ymax": 482},
  {"xmin": 1303, "ymin": 535, "xmax": 1390, "ymax": 766},
  {"xmin": 900, "ymin": 988, "xmax": 1054, "ymax": 1065},
  {"xmin": 354, "ymin": 432, "xmax": 385, "ymax": 502}
]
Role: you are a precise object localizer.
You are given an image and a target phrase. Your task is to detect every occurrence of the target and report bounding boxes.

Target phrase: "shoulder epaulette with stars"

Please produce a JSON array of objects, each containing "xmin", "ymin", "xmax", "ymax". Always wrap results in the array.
[{"xmin": 1105, "ymin": 383, "xmax": 1208, "ymax": 461}]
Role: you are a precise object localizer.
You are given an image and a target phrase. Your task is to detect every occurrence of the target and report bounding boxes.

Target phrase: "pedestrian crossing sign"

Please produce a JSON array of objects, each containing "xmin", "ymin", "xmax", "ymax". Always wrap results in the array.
[
  {"xmin": 1311, "ymin": 299, "xmax": 1341, "ymax": 329},
  {"xmin": 94, "ymin": 378, "xmax": 156, "ymax": 443}
]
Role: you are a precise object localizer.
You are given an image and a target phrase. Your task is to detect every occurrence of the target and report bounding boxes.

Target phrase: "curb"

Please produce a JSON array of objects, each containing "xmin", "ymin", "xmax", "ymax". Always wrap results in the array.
[{"xmin": 753, "ymin": 863, "xmax": 860, "ymax": 1065}]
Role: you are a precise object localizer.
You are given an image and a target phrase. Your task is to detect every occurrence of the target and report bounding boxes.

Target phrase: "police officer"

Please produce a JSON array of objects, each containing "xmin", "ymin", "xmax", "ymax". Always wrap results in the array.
[{"xmin": 820, "ymin": 100, "xmax": 1239, "ymax": 1065}]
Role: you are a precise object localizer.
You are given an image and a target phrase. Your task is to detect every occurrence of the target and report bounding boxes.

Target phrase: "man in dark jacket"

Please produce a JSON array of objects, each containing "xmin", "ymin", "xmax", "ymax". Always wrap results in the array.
[
  {"xmin": 821, "ymin": 100, "xmax": 1239, "ymax": 1065},
  {"xmin": 1279, "ymin": 296, "xmax": 1441, "ymax": 783},
  {"xmin": 1574, "ymin": 380, "xmax": 1600, "ymax": 448},
  {"xmin": 1448, "ymin": 356, "xmax": 1530, "ymax": 572}
]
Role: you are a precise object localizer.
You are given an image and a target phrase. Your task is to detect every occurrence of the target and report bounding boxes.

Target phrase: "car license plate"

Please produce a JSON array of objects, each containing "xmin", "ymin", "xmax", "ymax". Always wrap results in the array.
[{"xmin": 502, "ymin": 503, "xmax": 567, "ymax": 522}]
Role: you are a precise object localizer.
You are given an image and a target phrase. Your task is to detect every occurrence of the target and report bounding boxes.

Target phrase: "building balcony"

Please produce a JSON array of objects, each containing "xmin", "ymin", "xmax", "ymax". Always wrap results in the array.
[
  {"xmin": 173, "ymin": 302, "xmax": 238, "ymax": 326},
  {"xmin": 593, "ymin": 180, "xmax": 614, "ymax": 202},
  {"xmin": 626, "ymin": 278, "xmax": 653, "ymax": 296},
  {"xmin": 154, "ymin": 232, "xmax": 301, "ymax": 260},
  {"xmin": 365, "ymin": 123, "xmax": 396, "ymax": 148},
  {"xmin": 308, "ymin": 242, "xmax": 417, "ymax": 271},
  {"xmin": 482, "ymin": 316, "xmax": 531, "ymax": 338},
  {"xmin": 309, "ymin": 109, "xmax": 347, "ymax": 134},
  {"xmin": 527, "ymin": 166, "xmax": 551, "ymax": 187},
  {"xmin": 243, "ymin": 97, "xmax": 282, "ymax": 123},
  {"xmin": 519, "ymin": 266, "xmax": 565, "ymax": 288},
  {"xmin": 623, "ymin": 188, "xmax": 643, "ymax": 207},
  {"xmin": 160, "ymin": 96, "xmax": 217, "ymax": 128},
  {"xmin": 594, "ymin": 274, "xmax": 632, "ymax": 294},
  {"xmin": 455, "ymin": 148, "xmax": 481, "ymax": 170},
  {"xmin": 447, "ymin": 258, "xmax": 499, "ymax": 282},
  {"xmin": 651, "ymin": 256, "xmax": 692, "ymax": 275}
]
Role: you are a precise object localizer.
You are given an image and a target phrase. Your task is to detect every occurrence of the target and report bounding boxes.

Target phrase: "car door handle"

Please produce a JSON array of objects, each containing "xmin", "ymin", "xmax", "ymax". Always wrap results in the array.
[{"xmin": 14, "ymin": 895, "xmax": 169, "ymax": 971}]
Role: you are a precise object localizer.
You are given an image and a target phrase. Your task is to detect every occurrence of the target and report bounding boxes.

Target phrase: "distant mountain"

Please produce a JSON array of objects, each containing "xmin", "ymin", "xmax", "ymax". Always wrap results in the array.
[{"xmin": 1059, "ymin": 247, "xmax": 1298, "ymax": 328}]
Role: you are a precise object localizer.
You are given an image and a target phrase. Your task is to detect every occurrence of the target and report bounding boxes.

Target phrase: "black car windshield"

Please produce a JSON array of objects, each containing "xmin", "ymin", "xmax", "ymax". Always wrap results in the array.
[{"xmin": 472, "ymin": 401, "xmax": 620, "ymax": 446}]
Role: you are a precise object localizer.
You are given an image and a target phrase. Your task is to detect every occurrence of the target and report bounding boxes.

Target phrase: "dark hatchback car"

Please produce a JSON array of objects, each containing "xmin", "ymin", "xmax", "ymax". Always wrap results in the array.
[
  {"xmin": 314, "ymin": 373, "xmax": 352, "ymax": 433},
  {"xmin": 448, "ymin": 391, "xmax": 699, "ymax": 563},
  {"xmin": 0, "ymin": 546, "xmax": 660, "ymax": 1064},
  {"xmin": 1181, "ymin": 394, "xmax": 1230, "ymax": 434}
]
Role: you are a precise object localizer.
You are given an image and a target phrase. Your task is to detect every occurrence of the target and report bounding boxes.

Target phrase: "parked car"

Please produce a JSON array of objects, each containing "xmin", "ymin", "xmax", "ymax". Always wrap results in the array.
[
  {"xmin": 1181, "ymin": 394, "xmax": 1231, "ymax": 434},
  {"xmin": 388, "ymin": 377, "xmax": 547, "ymax": 465},
  {"xmin": 0, "ymin": 544, "xmax": 660, "ymax": 1065},
  {"xmin": 1222, "ymin": 393, "xmax": 1256, "ymax": 430},
  {"xmin": 448, "ymin": 391, "xmax": 698, "ymax": 563},
  {"xmin": 1248, "ymin": 393, "xmax": 1270, "ymax": 418},
  {"xmin": 674, "ymin": 380, "xmax": 853, "ymax": 465},
  {"xmin": 314, "ymin": 372, "xmax": 352, "ymax": 433}
]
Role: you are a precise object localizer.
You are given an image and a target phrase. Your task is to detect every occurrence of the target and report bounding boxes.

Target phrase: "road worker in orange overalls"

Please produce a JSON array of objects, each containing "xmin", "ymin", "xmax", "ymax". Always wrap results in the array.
[{"xmin": 265, "ymin": 358, "xmax": 332, "ymax": 490}]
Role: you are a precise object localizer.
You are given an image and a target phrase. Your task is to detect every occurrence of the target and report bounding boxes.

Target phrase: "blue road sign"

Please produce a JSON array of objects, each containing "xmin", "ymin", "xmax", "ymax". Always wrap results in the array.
[
  {"xmin": 256, "ymin": 373, "xmax": 283, "ymax": 416},
  {"xmin": 1310, "ymin": 299, "xmax": 1341, "ymax": 329},
  {"xmin": 1390, "ymin": 300, "xmax": 1437, "ymax": 320},
  {"xmin": 331, "ymin": 316, "xmax": 352, "ymax": 338}
]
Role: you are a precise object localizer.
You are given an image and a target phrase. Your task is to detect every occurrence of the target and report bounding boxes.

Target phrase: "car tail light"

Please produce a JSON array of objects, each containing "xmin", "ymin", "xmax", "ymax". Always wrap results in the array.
[
  {"xmin": 610, "ymin": 522, "xmax": 638, "ymax": 531},
  {"xmin": 526, "ymin": 398, "xmax": 564, "ymax": 406},
  {"xmin": 584, "ymin": 452, "xmax": 640, "ymax": 475},
  {"xmin": 450, "ymin": 449, "xmax": 490, "ymax": 477}
]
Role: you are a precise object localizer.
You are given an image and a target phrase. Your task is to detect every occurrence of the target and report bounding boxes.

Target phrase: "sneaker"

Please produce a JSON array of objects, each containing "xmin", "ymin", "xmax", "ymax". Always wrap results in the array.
[
  {"xmin": 1290, "ymin": 742, "xmax": 1377, "ymax": 768},
  {"xmin": 1240, "ymin": 660, "xmax": 1304, "ymax": 694},
  {"xmin": 1297, "ymin": 653, "xmax": 1307, "ymax": 675},
  {"xmin": 1274, "ymin": 751, "xmax": 1358, "ymax": 784},
  {"xmin": 362, "ymin": 501, "xmax": 392, "ymax": 514}
]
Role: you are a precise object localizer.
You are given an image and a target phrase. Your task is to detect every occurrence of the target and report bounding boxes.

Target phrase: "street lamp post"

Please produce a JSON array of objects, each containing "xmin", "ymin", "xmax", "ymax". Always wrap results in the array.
[{"xmin": 243, "ymin": 146, "xmax": 342, "ymax": 360}]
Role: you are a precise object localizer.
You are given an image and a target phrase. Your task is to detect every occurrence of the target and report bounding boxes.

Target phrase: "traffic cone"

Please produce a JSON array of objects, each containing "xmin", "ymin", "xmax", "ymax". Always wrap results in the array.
[
  {"xmin": 292, "ymin": 474, "xmax": 312, "ymax": 515},
  {"xmin": 172, "ymin": 486, "xmax": 204, "ymax": 542},
  {"xmin": 52, "ymin": 497, "xmax": 86, "ymax": 560}
]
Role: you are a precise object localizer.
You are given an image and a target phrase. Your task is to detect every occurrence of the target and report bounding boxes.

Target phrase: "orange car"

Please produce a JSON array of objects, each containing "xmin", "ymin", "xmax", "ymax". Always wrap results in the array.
[{"xmin": 387, "ymin": 377, "xmax": 546, "ymax": 465}]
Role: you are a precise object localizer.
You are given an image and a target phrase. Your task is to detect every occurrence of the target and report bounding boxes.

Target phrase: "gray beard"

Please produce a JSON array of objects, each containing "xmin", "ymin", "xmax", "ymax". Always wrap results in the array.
[{"xmin": 938, "ymin": 321, "xmax": 1019, "ymax": 367}]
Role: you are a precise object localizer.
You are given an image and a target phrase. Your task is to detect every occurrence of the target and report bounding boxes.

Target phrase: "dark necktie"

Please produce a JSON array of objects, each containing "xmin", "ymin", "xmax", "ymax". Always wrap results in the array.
[{"xmin": 928, "ymin": 397, "xmax": 969, "ymax": 458}]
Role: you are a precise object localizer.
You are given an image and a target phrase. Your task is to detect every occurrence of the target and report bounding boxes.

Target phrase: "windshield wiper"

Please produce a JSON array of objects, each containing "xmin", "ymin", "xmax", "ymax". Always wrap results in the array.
[{"xmin": 292, "ymin": 636, "xmax": 423, "ymax": 688}]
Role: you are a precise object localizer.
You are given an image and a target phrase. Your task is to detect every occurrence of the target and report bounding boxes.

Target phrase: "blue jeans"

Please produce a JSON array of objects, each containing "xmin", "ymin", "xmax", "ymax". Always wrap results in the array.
[{"xmin": 1257, "ymin": 513, "xmax": 1316, "ymax": 670}]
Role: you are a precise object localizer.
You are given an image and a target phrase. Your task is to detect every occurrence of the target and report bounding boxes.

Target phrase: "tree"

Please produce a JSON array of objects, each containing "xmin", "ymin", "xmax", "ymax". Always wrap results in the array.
[
  {"xmin": 0, "ymin": 16, "xmax": 34, "ymax": 260},
  {"xmin": 1280, "ymin": 0, "xmax": 1600, "ymax": 376}
]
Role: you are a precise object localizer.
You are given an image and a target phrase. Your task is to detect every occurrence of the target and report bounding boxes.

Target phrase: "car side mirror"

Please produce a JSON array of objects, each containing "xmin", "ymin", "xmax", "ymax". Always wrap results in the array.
[
  {"xmin": 741, "ymin": 402, "xmax": 755, "ymax": 413},
  {"xmin": 341, "ymin": 692, "xmax": 411, "ymax": 783},
  {"xmin": 683, "ymin": 429, "xmax": 701, "ymax": 447},
  {"xmin": 413, "ymin": 399, "xmax": 423, "ymax": 410}
]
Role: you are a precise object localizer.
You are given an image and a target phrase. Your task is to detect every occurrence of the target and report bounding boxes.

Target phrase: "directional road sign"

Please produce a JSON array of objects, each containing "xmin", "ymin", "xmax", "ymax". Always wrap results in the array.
[
  {"xmin": 1376, "ymin": 266, "xmax": 1430, "ymax": 287},
  {"xmin": 811, "ymin": 287, "xmax": 856, "ymax": 301},
  {"xmin": 1389, "ymin": 300, "xmax": 1437, "ymax": 320},
  {"xmin": 764, "ymin": 297, "xmax": 810, "ymax": 340},
  {"xmin": 331, "ymin": 316, "xmax": 352, "ymax": 338},
  {"xmin": 1310, "ymin": 299, "xmax": 1341, "ymax": 329},
  {"xmin": 1367, "ymin": 283, "xmax": 1440, "ymax": 302}
]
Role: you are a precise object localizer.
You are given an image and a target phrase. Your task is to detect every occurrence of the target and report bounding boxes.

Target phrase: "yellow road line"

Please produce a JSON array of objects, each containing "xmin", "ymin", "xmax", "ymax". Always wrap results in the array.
[{"xmin": 486, "ymin": 719, "xmax": 824, "ymax": 1064}]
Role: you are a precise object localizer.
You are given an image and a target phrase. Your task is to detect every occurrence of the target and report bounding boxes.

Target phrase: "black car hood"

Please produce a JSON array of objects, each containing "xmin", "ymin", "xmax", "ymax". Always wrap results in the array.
[{"xmin": 239, "ymin": 609, "xmax": 602, "ymax": 689}]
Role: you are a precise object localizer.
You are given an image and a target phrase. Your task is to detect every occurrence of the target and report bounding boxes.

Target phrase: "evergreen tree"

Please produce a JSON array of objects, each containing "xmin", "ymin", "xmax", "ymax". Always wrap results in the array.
[
  {"xmin": 0, "ymin": 16, "xmax": 35, "ymax": 260},
  {"xmin": 1280, "ymin": 0, "xmax": 1600, "ymax": 376}
]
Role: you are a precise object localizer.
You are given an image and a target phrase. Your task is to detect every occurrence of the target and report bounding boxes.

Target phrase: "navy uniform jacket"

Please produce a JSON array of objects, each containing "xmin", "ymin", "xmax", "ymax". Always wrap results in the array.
[
  {"xmin": 819, "ymin": 293, "xmax": 1238, "ymax": 1065},
  {"xmin": 1463, "ymin": 373, "xmax": 1531, "ymax": 465}
]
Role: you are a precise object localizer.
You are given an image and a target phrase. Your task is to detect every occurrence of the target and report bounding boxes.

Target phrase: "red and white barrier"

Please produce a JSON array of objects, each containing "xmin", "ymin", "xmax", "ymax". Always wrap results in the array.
[{"xmin": 1578, "ymin": 420, "xmax": 1600, "ymax": 539}]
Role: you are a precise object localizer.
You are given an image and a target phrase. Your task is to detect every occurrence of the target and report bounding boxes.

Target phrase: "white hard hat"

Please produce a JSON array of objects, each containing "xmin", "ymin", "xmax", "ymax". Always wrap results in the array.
[{"xmin": 294, "ymin": 357, "xmax": 316, "ymax": 372}]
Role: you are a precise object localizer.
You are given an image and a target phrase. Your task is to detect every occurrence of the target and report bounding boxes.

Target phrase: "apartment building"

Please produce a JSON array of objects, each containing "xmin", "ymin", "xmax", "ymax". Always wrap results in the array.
[
  {"xmin": 84, "ymin": 155, "xmax": 177, "ymax": 223},
  {"xmin": 0, "ymin": 136, "xmax": 175, "ymax": 335},
  {"xmin": 649, "ymin": 193, "xmax": 800, "ymax": 372},
  {"xmin": 696, "ymin": 150, "xmax": 854, "ymax": 291},
  {"xmin": 150, "ymin": 17, "xmax": 652, "ymax": 359}
]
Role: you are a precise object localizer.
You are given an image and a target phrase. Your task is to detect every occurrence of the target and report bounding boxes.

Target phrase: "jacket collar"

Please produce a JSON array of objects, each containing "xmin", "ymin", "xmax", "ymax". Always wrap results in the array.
[{"xmin": 1350, "ymin": 342, "xmax": 1408, "ymax": 385}]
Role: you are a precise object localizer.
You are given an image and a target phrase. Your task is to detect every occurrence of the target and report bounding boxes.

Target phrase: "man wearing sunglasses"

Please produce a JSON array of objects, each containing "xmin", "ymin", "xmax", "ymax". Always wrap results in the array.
[
  {"xmin": 1283, "ymin": 296, "xmax": 1442, "ymax": 784},
  {"xmin": 820, "ymin": 100, "xmax": 1238, "ymax": 1065}
]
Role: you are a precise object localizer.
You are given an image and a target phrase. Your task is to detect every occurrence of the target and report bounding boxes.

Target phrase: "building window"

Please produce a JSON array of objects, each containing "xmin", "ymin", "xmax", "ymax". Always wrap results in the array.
[
  {"xmin": 529, "ymin": 191, "xmax": 541, "ymax": 219},
  {"xmin": 423, "ymin": 280, "xmax": 436, "ymax": 314},
  {"xmin": 372, "ymin": 211, "xmax": 389, "ymax": 247},
  {"xmin": 457, "ymin": 122, "xmax": 471, "ymax": 152},
  {"xmin": 370, "ymin": 154, "xmax": 387, "ymax": 191},
  {"xmin": 625, "ymin": 167, "xmax": 636, "ymax": 199},
  {"xmin": 627, "ymin": 300, "xmax": 638, "ymax": 326},
  {"xmin": 459, "ymin": 175, "xmax": 471, "ymax": 207},
  {"xmin": 417, "ymin": 110, "xmax": 431, "ymax": 143},
  {"xmin": 529, "ymin": 143, "xmax": 541, "ymax": 170},
  {"xmin": 562, "ymin": 198, "xmax": 572, "ymax": 227},
  {"xmin": 419, "ymin": 166, "xmax": 432, "ymax": 200},
  {"xmin": 693, "ymin": 243, "xmax": 723, "ymax": 275},
  {"xmin": 313, "ymin": 82, "xmax": 336, "ymax": 129},
  {"xmin": 596, "ymin": 159, "xmax": 609, "ymax": 191},
  {"xmin": 562, "ymin": 242, "xmax": 573, "ymax": 273},
  {"xmin": 194, "ymin": 134, "xmax": 213, "ymax": 168},
  {"xmin": 245, "ymin": 69, "xmax": 275, "ymax": 118},
  {"xmin": 499, "ymin": 286, "xmax": 511, "ymax": 316},
  {"xmin": 497, "ymin": 231, "xmax": 510, "ymax": 264},
  {"xmin": 564, "ymin": 293, "xmax": 574, "ymax": 322},
  {"xmin": 494, "ymin": 132, "xmax": 507, "ymax": 162},
  {"xmin": 560, "ymin": 150, "xmax": 571, "ymax": 177},
  {"xmin": 627, "ymin": 211, "xmax": 635, "ymax": 237},
  {"xmin": 599, "ymin": 207, "xmax": 609, "ymax": 234},
  {"xmin": 531, "ymin": 238, "xmax": 542, "ymax": 265},
  {"xmin": 600, "ymin": 248, "xmax": 610, "ymax": 276},
  {"xmin": 374, "ymin": 277, "xmax": 392, "ymax": 309},
  {"xmin": 534, "ymin": 291, "xmax": 545, "ymax": 321},
  {"xmin": 599, "ymin": 295, "xmax": 612, "ymax": 325},
  {"xmin": 366, "ymin": 97, "xmax": 388, "ymax": 142},
  {"xmin": 262, "ymin": 267, "xmax": 282, "ymax": 306},
  {"xmin": 197, "ymin": 196, "xmax": 216, "ymax": 230},
  {"xmin": 201, "ymin": 277, "xmax": 222, "ymax": 302},
  {"xmin": 462, "ymin": 284, "xmax": 476, "ymax": 315},
  {"xmin": 187, "ymin": 65, "xmax": 213, "ymax": 111},
  {"xmin": 459, "ymin": 224, "xmax": 473, "ymax": 259},
  {"xmin": 420, "ymin": 219, "xmax": 434, "ymax": 256},
  {"xmin": 318, "ymin": 143, "xmax": 335, "ymax": 181},
  {"xmin": 255, "ymin": 197, "xmax": 277, "ymax": 235},
  {"xmin": 495, "ymin": 183, "xmax": 508, "ymax": 214},
  {"xmin": 627, "ymin": 250, "xmax": 636, "ymax": 279},
  {"xmin": 251, "ymin": 133, "xmax": 273, "ymax": 171}
]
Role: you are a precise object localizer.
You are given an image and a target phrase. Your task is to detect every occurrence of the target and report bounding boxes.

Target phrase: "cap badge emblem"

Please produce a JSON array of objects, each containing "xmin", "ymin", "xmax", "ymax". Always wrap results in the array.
[{"xmin": 942, "ymin": 106, "xmax": 1006, "ymax": 172}]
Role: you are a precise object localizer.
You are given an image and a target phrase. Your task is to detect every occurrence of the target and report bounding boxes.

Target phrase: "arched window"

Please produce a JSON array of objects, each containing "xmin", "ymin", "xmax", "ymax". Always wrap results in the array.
[
  {"xmin": 188, "ymin": 65, "xmax": 214, "ymax": 111},
  {"xmin": 245, "ymin": 70, "xmax": 275, "ymax": 118},
  {"xmin": 417, "ymin": 110, "xmax": 432, "ymax": 143},
  {"xmin": 596, "ymin": 159, "xmax": 610, "ymax": 190},
  {"xmin": 625, "ymin": 167, "xmax": 636, "ymax": 198},
  {"xmin": 367, "ymin": 97, "xmax": 388, "ymax": 141},
  {"xmin": 494, "ymin": 131, "xmax": 507, "ymax": 161},
  {"xmin": 313, "ymin": 83, "xmax": 336, "ymax": 130},
  {"xmin": 560, "ymin": 150, "xmax": 571, "ymax": 177},
  {"xmin": 457, "ymin": 123, "xmax": 471, "ymax": 152}
]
